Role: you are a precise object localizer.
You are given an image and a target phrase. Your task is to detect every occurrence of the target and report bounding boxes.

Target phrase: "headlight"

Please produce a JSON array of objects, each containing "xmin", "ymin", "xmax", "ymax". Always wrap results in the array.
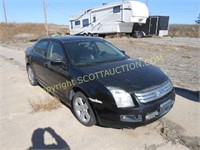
[{"xmin": 107, "ymin": 87, "xmax": 134, "ymax": 108}]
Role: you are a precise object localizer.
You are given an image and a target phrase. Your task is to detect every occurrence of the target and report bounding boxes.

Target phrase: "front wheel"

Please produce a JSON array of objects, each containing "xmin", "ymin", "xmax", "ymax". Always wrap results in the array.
[
  {"xmin": 27, "ymin": 65, "xmax": 38, "ymax": 86},
  {"xmin": 72, "ymin": 92, "xmax": 96, "ymax": 126}
]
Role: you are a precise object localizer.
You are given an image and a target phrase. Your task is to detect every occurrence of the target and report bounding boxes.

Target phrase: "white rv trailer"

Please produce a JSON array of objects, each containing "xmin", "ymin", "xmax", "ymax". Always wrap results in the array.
[{"xmin": 69, "ymin": 1, "xmax": 149, "ymax": 36}]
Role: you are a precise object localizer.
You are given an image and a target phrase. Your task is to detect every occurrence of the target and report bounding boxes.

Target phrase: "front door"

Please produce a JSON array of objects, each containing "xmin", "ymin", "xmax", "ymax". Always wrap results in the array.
[{"xmin": 45, "ymin": 40, "xmax": 73, "ymax": 103}]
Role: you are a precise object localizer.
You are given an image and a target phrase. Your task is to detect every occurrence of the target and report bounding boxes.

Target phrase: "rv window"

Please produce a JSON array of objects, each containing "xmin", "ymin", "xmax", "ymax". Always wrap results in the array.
[
  {"xmin": 93, "ymin": 17, "xmax": 96, "ymax": 23},
  {"xmin": 70, "ymin": 21, "xmax": 73, "ymax": 29},
  {"xmin": 75, "ymin": 20, "xmax": 80, "ymax": 26},
  {"xmin": 113, "ymin": 6, "xmax": 120, "ymax": 13},
  {"xmin": 83, "ymin": 19, "xmax": 89, "ymax": 27}
]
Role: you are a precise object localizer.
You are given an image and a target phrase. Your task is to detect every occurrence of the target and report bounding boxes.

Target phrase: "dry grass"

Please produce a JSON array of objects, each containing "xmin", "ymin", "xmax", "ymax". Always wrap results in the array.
[
  {"xmin": 29, "ymin": 95, "xmax": 61, "ymax": 112},
  {"xmin": 0, "ymin": 23, "xmax": 199, "ymax": 42},
  {"xmin": 169, "ymin": 24, "xmax": 200, "ymax": 38},
  {"xmin": 0, "ymin": 22, "xmax": 69, "ymax": 42},
  {"xmin": 0, "ymin": 22, "xmax": 46, "ymax": 41}
]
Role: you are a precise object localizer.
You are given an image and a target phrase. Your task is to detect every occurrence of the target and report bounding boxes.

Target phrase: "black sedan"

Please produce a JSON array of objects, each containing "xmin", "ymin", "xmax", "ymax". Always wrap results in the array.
[{"xmin": 25, "ymin": 36, "xmax": 175, "ymax": 128}]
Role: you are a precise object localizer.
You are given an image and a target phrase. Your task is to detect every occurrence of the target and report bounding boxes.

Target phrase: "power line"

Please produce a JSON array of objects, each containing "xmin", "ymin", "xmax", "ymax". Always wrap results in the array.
[{"xmin": 47, "ymin": 4, "xmax": 69, "ymax": 16}]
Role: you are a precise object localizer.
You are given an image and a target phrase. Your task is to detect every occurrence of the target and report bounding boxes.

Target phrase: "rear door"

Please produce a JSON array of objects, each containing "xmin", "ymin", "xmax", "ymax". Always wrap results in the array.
[{"xmin": 32, "ymin": 40, "xmax": 49, "ymax": 84}]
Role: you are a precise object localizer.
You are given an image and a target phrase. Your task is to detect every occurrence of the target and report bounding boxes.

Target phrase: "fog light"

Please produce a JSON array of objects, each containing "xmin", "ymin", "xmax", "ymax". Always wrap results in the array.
[
  {"xmin": 146, "ymin": 111, "xmax": 159, "ymax": 120},
  {"xmin": 120, "ymin": 115, "xmax": 142, "ymax": 122}
]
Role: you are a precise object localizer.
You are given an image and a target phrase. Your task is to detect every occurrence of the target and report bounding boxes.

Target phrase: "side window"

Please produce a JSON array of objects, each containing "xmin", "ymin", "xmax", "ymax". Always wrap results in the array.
[
  {"xmin": 34, "ymin": 40, "xmax": 49, "ymax": 56},
  {"xmin": 70, "ymin": 21, "xmax": 73, "ymax": 29},
  {"xmin": 113, "ymin": 6, "xmax": 120, "ymax": 13},
  {"xmin": 47, "ymin": 42, "xmax": 64, "ymax": 61},
  {"xmin": 82, "ymin": 19, "xmax": 89, "ymax": 27},
  {"xmin": 93, "ymin": 16, "xmax": 96, "ymax": 23},
  {"xmin": 75, "ymin": 20, "xmax": 80, "ymax": 26}
]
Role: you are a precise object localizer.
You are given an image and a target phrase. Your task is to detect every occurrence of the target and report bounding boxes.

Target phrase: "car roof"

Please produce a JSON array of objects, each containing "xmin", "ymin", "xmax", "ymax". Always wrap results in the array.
[{"xmin": 41, "ymin": 36, "xmax": 103, "ymax": 43}]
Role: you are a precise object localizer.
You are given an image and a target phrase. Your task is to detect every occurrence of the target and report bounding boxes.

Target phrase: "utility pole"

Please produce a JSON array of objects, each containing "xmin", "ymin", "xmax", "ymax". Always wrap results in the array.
[
  {"xmin": 43, "ymin": 0, "xmax": 49, "ymax": 36},
  {"xmin": 3, "ymin": 0, "xmax": 7, "ymax": 23}
]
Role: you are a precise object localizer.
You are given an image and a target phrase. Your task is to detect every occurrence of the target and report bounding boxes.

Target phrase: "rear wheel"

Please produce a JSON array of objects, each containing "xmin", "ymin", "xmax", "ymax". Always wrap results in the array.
[
  {"xmin": 27, "ymin": 65, "xmax": 38, "ymax": 86},
  {"xmin": 72, "ymin": 92, "xmax": 96, "ymax": 126},
  {"xmin": 133, "ymin": 31, "xmax": 144, "ymax": 38}
]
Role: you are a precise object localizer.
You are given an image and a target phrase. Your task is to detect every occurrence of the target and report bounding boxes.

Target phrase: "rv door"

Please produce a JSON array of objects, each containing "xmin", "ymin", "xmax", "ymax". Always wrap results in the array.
[
  {"xmin": 122, "ymin": 3, "xmax": 132, "ymax": 22},
  {"xmin": 149, "ymin": 17, "xmax": 159, "ymax": 36}
]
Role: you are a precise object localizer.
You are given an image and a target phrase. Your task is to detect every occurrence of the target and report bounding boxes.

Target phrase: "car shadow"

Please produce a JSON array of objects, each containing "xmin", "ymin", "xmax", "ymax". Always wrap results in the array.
[
  {"xmin": 28, "ymin": 127, "xmax": 70, "ymax": 150},
  {"xmin": 175, "ymin": 87, "xmax": 199, "ymax": 102}
]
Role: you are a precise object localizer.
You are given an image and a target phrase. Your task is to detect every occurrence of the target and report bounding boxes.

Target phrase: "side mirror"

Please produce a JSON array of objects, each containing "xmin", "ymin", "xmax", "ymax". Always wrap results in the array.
[
  {"xmin": 51, "ymin": 59, "xmax": 65, "ymax": 66},
  {"xmin": 120, "ymin": 50, "xmax": 126, "ymax": 54}
]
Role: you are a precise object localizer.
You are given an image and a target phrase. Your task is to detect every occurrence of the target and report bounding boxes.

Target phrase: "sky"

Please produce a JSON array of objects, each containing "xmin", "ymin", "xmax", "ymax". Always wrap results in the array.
[{"xmin": 0, "ymin": 0, "xmax": 199, "ymax": 25}]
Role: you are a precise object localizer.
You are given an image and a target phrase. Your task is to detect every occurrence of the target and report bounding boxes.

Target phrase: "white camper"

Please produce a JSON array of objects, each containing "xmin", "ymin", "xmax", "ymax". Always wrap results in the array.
[{"xmin": 69, "ymin": 1, "xmax": 149, "ymax": 36}]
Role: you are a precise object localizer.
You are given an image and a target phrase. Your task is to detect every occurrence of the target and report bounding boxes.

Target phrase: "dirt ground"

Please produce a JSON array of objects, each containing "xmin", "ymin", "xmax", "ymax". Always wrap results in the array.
[
  {"xmin": 107, "ymin": 37, "xmax": 200, "ymax": 92},
  {"xmin": 0, "ymin": 37, "xmax": 200, "ymax": 150}
]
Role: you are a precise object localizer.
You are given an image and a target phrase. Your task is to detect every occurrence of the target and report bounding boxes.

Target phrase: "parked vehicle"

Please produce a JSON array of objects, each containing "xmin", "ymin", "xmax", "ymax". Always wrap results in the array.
[
  {"xmin": 25, "ymin": 36, "xmax": 175, "ymax": 128},
  {"xmin": 133, "ymin": 16, "xmax": 170, "ymax": 37},
  {"xmin": 69, "ymin": 1, "xmax": 149, "ymax": 37}
]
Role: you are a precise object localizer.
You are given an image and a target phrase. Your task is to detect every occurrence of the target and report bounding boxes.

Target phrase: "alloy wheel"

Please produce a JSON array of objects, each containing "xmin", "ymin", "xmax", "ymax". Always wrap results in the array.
[
  {"xmin": 74, "ymin": 97, "xmax": 91, "ymax": 123},
  {"xmin": 28, "ymin": 66, "xmax": 35, "ymax": 85}
]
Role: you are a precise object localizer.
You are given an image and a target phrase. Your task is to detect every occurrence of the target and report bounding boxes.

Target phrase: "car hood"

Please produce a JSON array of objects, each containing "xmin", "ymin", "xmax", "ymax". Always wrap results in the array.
[{"xmin": 77, "ymin": 58, "xmax": 169, "ymax": 93}]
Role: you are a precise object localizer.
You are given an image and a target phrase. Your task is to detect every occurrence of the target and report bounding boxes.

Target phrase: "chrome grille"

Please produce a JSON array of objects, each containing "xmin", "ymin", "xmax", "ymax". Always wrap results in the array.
[{"xmin": 135, "ymin": 81, "xmax": 173, "ymax": 103}]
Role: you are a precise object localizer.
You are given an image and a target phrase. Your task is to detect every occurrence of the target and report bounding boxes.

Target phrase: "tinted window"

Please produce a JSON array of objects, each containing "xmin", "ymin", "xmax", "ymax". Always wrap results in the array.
[
  {"xmin": 65, "ymin": 40, "xmax": 126, "ymax": 65},
  {"xmin": 83, "ymin": 19, "xmax": 89, "ymax": 27},
  {"xmin": 75, "ymin": 20, "xmax": 80, "ymax": 26},
  {"xmin": 113, "ymin": 6, "xmax": 120, "ymax": 13},
  {"xmin": 95, "ymin": 42, "xmax": 119, "ymax": 56},
  {"xmin": 47, "ymin": 41, "xmax": 64, "ymax": 61},
  {"xmin": 34, "ymin": 40, "xmax": 49, "ymax": 56}
]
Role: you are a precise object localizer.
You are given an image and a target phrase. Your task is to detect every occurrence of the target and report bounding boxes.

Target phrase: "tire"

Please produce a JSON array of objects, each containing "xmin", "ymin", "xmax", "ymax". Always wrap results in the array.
[
  {"xmin": 138, "ymin": 31, "xmax": 144, "ymax": 38},
  {"xmin": 27, "ymin": 65, "xmax": 38, "ymax": 86},
  {"xmin": 72, "ymin": 92, "xmax": 96, "ymax": 126},
  {"xmin": 133, "ymin": 31, "xmax": 143, "ymax": 38}
]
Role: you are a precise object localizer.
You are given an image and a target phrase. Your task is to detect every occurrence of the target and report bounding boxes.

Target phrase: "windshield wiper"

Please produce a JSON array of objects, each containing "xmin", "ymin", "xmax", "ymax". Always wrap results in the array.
[
  {"xmin": 97, "ymin": 57, "xmax": 127, "ymax": 64},
  {"xmin": 75, "ymin": 62, "xmax": 99, "ymax": 66},
  {"xmin": 75, "ymin": 57, "xmax": 128, "ymax": 66}
]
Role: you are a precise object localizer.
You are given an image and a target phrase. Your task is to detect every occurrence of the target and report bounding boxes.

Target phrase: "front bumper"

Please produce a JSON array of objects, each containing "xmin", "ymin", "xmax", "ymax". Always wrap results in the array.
[{"xmin": 93, "ymin": 89, "xmax": 175, "ymax": 128}]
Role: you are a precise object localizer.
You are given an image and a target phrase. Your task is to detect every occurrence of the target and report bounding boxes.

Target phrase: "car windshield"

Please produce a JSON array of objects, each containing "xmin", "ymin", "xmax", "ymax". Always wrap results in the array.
[{"xmin": 64, "ymin": 40, "xmax": 127, "ymax": 66}]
